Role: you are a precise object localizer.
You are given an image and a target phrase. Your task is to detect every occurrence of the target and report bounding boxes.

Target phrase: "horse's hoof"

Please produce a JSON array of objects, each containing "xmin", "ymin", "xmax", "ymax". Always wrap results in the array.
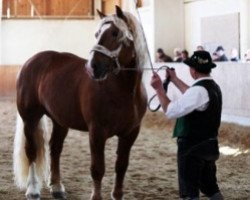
[
  {"xmin": 90, "ymin": 194, "xmax": 102, "ymax": 200},
  {"xmin": 26, "ymin": 193, "xmax": 40, "ymax": 200},
  {"xmin": 49, "ymin": 182, "xmax": 66, "ymax": 199},
  {"xmin": 90, "ymin": 197, "xmax": 102, "ymax": 200},
  {"xmin": 52, "ymin": 191, "xmax": 67, "ymax": 199},
  {"xmin": 111, "ymin": 191, "xmax": 123, "ymax": 200}
]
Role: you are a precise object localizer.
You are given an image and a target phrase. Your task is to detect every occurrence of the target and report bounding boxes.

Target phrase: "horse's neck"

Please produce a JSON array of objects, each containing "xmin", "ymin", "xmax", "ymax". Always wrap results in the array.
[
  {"xmin": 118, "ymin": 67, "xmax": 143, "ymax": 94},
  {"xmin": 126, "ymin": 59, "xmax": 143, "ymax": 91}
]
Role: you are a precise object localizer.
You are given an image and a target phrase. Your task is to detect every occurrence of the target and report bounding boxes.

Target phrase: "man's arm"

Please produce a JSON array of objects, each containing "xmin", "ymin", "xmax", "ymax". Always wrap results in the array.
[
  {"xmin": 167, "ymin": 68, "xmax": 189, "ymax": 93},
  {"xmin": 171, "ymin": 77, "xmax": 189, "ymax": 94},
  {"xmin": 151, "ymin": 72, "xmax": 171, "ymax": 112},
  {"xmin": 155, "ymin": 87, "xmax": 171, "ymax": 112}
]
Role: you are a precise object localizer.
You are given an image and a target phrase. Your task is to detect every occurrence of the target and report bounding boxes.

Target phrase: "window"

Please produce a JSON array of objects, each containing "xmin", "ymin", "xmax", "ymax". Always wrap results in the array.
[
  {"xmin": 2, "ymin": 0, "xmax": 94, "ymax": 19},
  {"xmin": 102, "ymin": 0, "xmax": 121, "ymax": 15}
]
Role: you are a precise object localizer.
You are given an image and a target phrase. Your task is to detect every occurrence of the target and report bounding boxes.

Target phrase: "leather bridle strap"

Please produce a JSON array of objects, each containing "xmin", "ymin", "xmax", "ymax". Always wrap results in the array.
[{"xmin": 90, "ymin": 44, "xmax": 123, "ymax": 74}]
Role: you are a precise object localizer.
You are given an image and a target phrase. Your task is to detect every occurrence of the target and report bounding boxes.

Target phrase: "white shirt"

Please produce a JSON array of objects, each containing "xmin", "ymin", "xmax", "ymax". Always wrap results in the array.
[{"xmin": 166, "ymin": 77, "xmax": 212, "ymax": 119}]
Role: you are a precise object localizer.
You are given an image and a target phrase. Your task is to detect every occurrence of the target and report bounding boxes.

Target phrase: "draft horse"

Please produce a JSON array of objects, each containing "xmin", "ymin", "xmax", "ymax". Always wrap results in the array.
[{"xmin": 14, "ymin": 6, "xmax": 148, "ymax": 200}]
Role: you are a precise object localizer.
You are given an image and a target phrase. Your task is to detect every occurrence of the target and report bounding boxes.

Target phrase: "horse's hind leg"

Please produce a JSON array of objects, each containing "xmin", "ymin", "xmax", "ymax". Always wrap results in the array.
[
  {"xmin": 24, "ymin": 119, "xmax": 42, "ymax": 200},
  {"xmin": 17, "ymin": 114, "xmax": 48, "ymax": 200},
  {"xmin": 111, "ymin": 127, "xmax": 140, "ymax": 200},
  {"xmin": 49, "ymin": 121, "xmax": 68, "ymax": 199}
]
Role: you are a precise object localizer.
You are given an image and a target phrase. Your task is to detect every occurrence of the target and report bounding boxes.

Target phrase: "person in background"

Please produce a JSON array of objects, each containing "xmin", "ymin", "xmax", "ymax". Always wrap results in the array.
[
  {"xmin": 213, "ymin": 46, "xmax": 228, "ymax": 61},
  {"xmin": 150, "ymin": 51, "xmax": 224, "ymax": 200},
  {"xmin": 197, "ymin": 45, "xmax": 205, "ymax": 51},
  {"xmin": 173, "ymin": 48, "xmax": 183, "ymax": 62},
  {"xmin": 230, "ymin": 48, "xmax": 239, "ymax": 62},
  {"xmin": 156, "ymin": 48, "xmax": 173, "ymax": 62},
  {"xmin": 181, "ymin": 50, "xmax": 189, "ymax": 62}
]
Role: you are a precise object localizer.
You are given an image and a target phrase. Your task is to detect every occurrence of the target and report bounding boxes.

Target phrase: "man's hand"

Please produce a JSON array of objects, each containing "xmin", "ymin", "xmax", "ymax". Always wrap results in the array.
[
  {"xmin": 166, "ymin": 68, "xmax": 177, "ymax": 82},
  {"xmin": 150, "ymin": 72, "xmax": 171, "ymax": 113},
  {"xmin": 151, "ymin": 72, "xmax": 164, "ymax": 91},
  {"xmin": 166, "ymin": 68, "xmax": 190, "ymax": 94}
]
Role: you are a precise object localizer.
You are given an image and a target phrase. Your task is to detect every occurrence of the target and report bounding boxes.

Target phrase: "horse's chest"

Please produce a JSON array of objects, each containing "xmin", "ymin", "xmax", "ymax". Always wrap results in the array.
[{"xmin": 93, "ymin": 101, "xmax": 140, "ymax": 133}]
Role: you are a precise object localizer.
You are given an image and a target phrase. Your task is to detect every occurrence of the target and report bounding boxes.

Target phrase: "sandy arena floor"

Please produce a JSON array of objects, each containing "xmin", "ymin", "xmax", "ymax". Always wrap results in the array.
[{"xmin": 0, "ymin": 99, "xmax": 249, "ymax": 200}]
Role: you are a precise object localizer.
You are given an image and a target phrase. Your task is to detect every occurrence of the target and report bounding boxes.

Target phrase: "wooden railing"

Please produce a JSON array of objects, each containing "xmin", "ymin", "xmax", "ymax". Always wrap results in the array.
[{"xmin": 2, "ymin": 0, "xmax": 94, "ymax": 19}]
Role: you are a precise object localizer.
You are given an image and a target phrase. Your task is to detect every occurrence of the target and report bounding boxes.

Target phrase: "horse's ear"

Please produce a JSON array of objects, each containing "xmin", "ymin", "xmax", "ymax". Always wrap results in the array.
[
  {"xmin": 97, "ymin": 9, "xmax": 106, "ymax": 19},
  {"xmin": 115, "ymin": 5, "xmax": 127, "ymax": 22}
]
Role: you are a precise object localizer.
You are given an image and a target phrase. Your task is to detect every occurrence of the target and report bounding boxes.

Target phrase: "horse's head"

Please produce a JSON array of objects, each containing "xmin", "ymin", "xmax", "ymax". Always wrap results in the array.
[{"xmin": 86, "ymin": 6, "xmax": 137, "ymax": 80}]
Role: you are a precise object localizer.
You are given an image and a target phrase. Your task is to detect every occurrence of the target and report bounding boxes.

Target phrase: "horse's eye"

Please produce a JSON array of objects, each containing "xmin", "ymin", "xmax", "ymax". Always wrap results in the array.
[{"xmin": 112, "ymin": 31, "xmax": 119, "ymax": 37}]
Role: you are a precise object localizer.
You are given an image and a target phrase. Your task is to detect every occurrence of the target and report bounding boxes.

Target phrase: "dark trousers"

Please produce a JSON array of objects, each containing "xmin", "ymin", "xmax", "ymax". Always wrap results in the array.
[{"xmin": 177, "ymin": 138, "xmax": 220, "ymax": 199}]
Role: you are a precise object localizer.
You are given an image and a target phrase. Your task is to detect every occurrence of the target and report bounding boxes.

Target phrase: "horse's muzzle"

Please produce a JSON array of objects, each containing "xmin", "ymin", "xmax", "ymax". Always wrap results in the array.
[{"xmin": 86, "ymin": 60, "xmax": 108, "ymax": 81}]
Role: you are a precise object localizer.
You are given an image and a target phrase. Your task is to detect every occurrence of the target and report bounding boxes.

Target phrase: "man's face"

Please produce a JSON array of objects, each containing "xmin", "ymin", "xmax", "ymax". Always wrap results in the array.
[{"xmin": 189, "ymin": 67, "xmax": 196, "ymax": 79}]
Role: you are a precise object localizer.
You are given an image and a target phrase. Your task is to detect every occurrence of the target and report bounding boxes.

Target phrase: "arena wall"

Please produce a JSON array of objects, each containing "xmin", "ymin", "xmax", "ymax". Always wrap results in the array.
[
  {"xmin": 143, "ymin": 62, "xmax": 250, "ymax": 125},
  {"xmin": 184, "ymin": 0, "xmax": 250, "ymax": 58}
]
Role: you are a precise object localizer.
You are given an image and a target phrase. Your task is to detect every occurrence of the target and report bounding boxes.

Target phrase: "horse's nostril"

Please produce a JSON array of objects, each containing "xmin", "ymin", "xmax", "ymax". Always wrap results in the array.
[{"xmin": 91, "ymin": 62, "xmax": 107, "ymax": 79}]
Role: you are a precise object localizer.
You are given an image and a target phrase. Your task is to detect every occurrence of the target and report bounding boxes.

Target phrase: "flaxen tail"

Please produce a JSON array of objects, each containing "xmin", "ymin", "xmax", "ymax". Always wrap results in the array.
[{"xmin": 13, "ymin": 114, "xmax": 49, "ymax": 189}]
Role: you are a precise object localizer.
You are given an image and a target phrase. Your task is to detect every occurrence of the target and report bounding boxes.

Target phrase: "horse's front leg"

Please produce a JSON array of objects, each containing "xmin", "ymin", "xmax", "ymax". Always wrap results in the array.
[
  {"xmin": 49, "ymin": 122, "xmax": 68, "ymax": 199},
  {"xmin": 111, "ymin": 126, "xmax": 140, "ymax": 200},
  {"xmin": 89, "ymin": 130, "xmax": 106, "ymax": 200}
]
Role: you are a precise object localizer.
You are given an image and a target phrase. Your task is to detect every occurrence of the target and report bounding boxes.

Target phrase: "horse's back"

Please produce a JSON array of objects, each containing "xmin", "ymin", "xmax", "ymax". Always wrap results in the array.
[{"xmin": 16, "ymin": 51, "xmax": 89, "ymax": 129}]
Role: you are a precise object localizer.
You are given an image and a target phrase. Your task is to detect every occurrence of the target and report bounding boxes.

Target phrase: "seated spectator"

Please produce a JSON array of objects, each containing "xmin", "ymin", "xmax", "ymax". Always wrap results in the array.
[
  {"xmin": 181, "ymin": 49, "xmax": 189, "ymax": 62},
  {"xmin": 230, "ymin": 48, "xmax": 239, "ymax": 62},
  {"xmin": 196, "ymin": 45, "xmax": 205, "ymax": 51},
  {"xmin": 244, "ymin": 49, "xmax": 250, "ymax": 62},
  {"xmin": 213, "ymin": 46, "xmax": 228, "ymax": 61},
  {"xmin": 173, "ymin": 48, "xmax": 182, "ymax": 62},
  {"xmin": 156, "ymin": 48, "xmax": 173, "ymax": 62}
]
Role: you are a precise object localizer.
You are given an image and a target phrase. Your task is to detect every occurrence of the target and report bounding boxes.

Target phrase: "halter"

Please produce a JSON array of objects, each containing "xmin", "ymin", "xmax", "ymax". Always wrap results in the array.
[
  {"xmin": 90, "ymin": 17, "xmax": 134, "ymax": 74},
  {"xmin": 90, "ymin": 44, "xmax": 123, "ymax": 74}
]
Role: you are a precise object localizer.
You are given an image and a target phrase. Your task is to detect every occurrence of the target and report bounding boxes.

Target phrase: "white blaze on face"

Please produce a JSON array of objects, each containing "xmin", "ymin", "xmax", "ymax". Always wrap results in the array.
[
  {"xmin": 96, "ymin": 23, "xmax": 112, "ymax": 42},
  {"xmin": 86, "ymin": 23, "xmax": 112, "ymax": 77}
]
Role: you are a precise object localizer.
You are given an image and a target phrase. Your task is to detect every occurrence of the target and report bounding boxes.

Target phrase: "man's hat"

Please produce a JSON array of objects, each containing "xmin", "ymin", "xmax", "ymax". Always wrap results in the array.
[{"xmin": 184, "ymin": 51, "xmax": 216, "ymax": 73}]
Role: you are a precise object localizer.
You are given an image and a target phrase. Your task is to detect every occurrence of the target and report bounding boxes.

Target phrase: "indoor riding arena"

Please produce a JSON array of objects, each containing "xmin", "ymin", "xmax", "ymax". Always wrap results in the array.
[{"xmin": 0, "ymin": 0, "xmax": 249, "ymax": 200}]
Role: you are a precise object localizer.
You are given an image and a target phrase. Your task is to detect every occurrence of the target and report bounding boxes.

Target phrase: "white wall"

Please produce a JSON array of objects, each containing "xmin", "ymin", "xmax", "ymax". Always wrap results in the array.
[
  {"xmin": 184, "ymin": 0, "xmax": 250, "ymax": 58},
  {"xmin": 2, "ymin": 0, "xmax": 250, "ymax": 64},
  {"xmin": 154, "ymin": 0, "xmax": 184, "ymax": 58},
  {"xmin": 138, "ymin": 0, "xmax": 184, "ymax": 62},
  {"xmin": 138, "ymin": 6, "xmax": 155, "ymax": 62},
  {"xmin": 143, "ymin": 62, "xmax": 250, "ymax": 125},
  {"xmin": 1, "ymin": 19, "xmax": 99, "ymax": 65},
  {"xmin": 240, "ymin": 0, "xmax": 250, "ymax": 59},
  {"xmin": 1, "ymin": 0, "xmax": 103, "ymax": 65}
]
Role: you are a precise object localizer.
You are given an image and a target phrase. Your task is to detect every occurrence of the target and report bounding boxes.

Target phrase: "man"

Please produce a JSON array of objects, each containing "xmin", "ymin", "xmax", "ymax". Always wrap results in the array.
[
  {"xmin": 156, "ymin": 48, "xmax": 173, "ymax": 62},
  {"xmin": 181, "ymin": 50, "xmax": 189, "ymax": 62},
  {"xmin": 151, "ymin": 51, "xmax": 224, "ymax": 200},
  {"xmin": 213, "ymin": 46, "xmax": 228, "ymax": 61}
]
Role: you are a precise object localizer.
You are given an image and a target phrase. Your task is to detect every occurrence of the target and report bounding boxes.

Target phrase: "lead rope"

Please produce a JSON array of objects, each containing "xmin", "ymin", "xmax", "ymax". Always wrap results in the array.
[
  {"xmin": 132, "ymin": 1, "xmax": 173, "ymax": 112},
  {"xmin": 148, "ymin": 67, "xmax": 175, "ymax": 112}
]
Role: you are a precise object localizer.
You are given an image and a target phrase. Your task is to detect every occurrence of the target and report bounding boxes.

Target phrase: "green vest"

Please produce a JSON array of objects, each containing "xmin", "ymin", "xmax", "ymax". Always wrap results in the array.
[
  {"xmin": 173, "ymin": 116, "xmax": 188, "ymax": 138},
  {"xmin": 173, "ymin": 79, "xmax": 222, "ymax": 139}
]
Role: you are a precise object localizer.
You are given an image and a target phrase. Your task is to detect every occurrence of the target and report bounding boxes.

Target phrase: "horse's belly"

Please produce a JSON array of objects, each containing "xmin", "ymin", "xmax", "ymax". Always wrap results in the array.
[
  {"xmin": 46, "ymin": 108, "xmax": 88, "ymax": 131},
  {"xmin": 41, "ymin": 95, "xmax": 88, "ymax": 131}
]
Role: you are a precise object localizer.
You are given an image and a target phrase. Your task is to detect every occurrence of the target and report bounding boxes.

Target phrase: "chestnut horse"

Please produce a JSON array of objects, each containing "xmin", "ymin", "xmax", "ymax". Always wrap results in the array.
[{"xmin": 13, "ymin": 6, "xmax": 148, "ymax": 200}]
